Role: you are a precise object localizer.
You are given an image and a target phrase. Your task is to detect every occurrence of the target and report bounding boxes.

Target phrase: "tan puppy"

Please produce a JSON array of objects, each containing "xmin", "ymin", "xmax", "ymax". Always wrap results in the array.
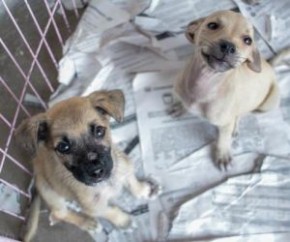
[
  {"xmin": 170, "ymin": 10, "xmax": 279, "ymax": 169},
  {"xmin": 16, "ymin": 90, "xmax": 153, "ymax": 241}
]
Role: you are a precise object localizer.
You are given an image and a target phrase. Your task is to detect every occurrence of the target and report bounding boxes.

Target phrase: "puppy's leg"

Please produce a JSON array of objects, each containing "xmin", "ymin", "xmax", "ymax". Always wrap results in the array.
[
  {"xmin": 127, "ymin": 174, "xmax": 153, "ymax": 199},
  {"xmin": 50, "ymin": 208, "xmax": 100, "ymax": 232},
  {"xmin": 98, "ymin": 206, "xmax": 131, "ymax": 228},
  {"xmin": 120, "ymin": 153, "xmax": 154, "ymax": 199},
  {"xmin": 215, "ymin": 120, "xmax": 236, "ymax": 170},
  {"xmin": 38, "ymin": 180, "xmax": 100, "ymax": 232},
  {"xmin": 82, "ymin": 204, "xmax": 131, "ymax": 228}
]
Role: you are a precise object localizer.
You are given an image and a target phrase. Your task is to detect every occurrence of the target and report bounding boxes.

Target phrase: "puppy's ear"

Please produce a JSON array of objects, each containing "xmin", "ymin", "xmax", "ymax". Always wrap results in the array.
[
  {"xmin": 88, "ymin": 89, "xmax": 125, "ymax": 122},
  {"xmin": 247, "ymin": 46, "xmax": 262, "ymax": 73},
  {"xmin": 185, "ymin": 18, "xmax": 205, "ymax": 43},
  {"xmin": 15, "ymin": 113, "xmax": 49, "ymax": 155}
]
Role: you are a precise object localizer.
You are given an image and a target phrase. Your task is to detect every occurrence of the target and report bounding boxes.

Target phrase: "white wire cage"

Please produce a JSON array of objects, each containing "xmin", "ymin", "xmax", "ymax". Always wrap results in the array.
[{"xmin": 0, "ymin": 0, "xmax": 83, "ymax": 240}]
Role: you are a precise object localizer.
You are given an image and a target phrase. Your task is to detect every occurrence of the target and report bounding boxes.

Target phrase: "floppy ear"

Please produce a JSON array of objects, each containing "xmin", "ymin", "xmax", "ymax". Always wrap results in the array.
[
  {"xmin": 15, "ymin": 113, "xmax": 49, "ymax": 155},
  {"xmin": 247, "ymin": 46, "xmax": 262, "ymax": 73},
  {"xmin": 88, "ymin": 89, "xmax": 125, "ymax": 122},
  {"xmin": 185, "ymin": 18, "xmax": 205, "ymax": 43}
]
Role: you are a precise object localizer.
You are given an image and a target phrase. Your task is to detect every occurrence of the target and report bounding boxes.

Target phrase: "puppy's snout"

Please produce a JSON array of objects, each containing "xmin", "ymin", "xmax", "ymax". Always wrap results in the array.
[{"xmin": 220, "ymin": 41, "xmax": 236, "ymax": 55}]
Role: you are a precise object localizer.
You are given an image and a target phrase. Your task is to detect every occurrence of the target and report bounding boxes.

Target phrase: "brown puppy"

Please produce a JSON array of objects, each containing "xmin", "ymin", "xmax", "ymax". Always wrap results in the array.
[
  {"xmin": 16, "ymin": 90, "xmax": 153, "ymax": 241},
  {"xmin": 170, "ymin": 10, "xmax": 279, "ymax": 169}
]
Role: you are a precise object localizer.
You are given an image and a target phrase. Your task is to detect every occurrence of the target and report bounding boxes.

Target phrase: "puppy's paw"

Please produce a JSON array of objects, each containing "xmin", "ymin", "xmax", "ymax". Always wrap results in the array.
[
  {"xmin": 81, "ymin": 218, "xmax": 102, "ymax": 233},
  {"xmin": 122, "ymin": 219, "xmax": 137, "ymax": 233},
  {"xmin": 113, "ymin": 210, "xmax": 131, "ymax": 229},
  {"xmin": 134, "ymin": 180, "xmax": 160, "ymax": 200},
  {"xmin": 215, "ymin": 149, "xmax": 232, "ymax": 171},
  {"xmin": 49, "ymin": 214, "xmax": 60, "ymax": 226},
  {"xmin": 167, "ymin": 102, "xmax": 185, "ymax": 118},
  {"xmin": 135, "ymin": 181, "xmax": 152, "ymax": 199}
]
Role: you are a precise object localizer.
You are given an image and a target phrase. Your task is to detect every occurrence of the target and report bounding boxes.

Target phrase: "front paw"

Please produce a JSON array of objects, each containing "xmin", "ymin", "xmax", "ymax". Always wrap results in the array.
[
  {"xmin": 112, "ymin": 210, "xmax": 131, "ymax": 229},
  {"xmin": 81, "ymin": 218, "xmax": 102, "ymax": 233},
  {"xmin": 135, "ymin": 182, "xmax": 152, "ymax": 199},
  {"xmin": 215, "ymin": 149, "xmax": 232, "ymax": 171},
  {"xmin": 49, "ymin": 213, "xmax": 60, "ymax": 226},
  {"xmin": 135, "ymin": 180, "xmax": 160, "ymax": 199}
]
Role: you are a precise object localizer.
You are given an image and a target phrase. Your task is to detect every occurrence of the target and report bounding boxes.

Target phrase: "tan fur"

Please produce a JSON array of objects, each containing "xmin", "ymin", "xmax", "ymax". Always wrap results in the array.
[
  {"xmin": 172, "ymin": 11, "xmax": 280, "ymax": 168},
  {"xmin": 16, "ymin": 90, "xmax": 153, "ymax": 241}
]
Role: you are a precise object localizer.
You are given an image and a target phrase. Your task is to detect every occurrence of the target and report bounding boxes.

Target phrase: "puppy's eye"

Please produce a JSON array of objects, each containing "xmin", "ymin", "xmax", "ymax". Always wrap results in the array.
[
  {"xmin": 91, "ymin": 124, "xmax": 106, "ymax": 138},
  {"xmin": 96, "ymin": 107, "xmax": 107, "ymax": 116},
  {"xmin": 95, "ymin": 126, "xmax": 106, "ymax": 138},
  {"xmin": 243, "ymin": 36, "xmax": 252, "ymax": 45},
  {"xmin": 56, "ymin": 140, "xmax": 71, "ymax": 154},
  {"xmin": 207, "ymin": 22, "xmax": 219, "ymax": 30}
]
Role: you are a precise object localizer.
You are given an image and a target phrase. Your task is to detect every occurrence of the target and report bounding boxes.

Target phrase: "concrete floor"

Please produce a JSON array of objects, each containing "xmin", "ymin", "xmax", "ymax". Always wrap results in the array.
[{"xmin": 0, "ymin": 1, "xmax": 93, "ymax": 241}]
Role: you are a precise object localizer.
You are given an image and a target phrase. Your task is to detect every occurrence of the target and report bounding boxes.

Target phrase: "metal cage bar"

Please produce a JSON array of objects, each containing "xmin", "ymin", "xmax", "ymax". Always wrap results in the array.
[{"xmin": 0, "ymin": 0, "xmax": 81, "ymax": 230}]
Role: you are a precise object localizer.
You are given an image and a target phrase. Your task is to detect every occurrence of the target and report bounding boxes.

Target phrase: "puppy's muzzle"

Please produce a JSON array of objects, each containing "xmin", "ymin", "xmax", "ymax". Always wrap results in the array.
[
  {"xmin": 86, "ymin": 155, "xmax": 111, "ymax": 181},
  {"xmin": 202, "ymin": 40, "xmax": 238, "ymax": 72},
  {"xmin": 65, "ymin": 148, "xmax": 113, "ymax": 186}
]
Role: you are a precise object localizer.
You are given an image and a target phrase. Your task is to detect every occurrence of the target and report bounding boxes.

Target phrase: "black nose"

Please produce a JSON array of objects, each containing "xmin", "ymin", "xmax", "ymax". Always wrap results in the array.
[
  {"xmin": 91, "ymin": 167, "xmax": 104, "ymax": 177},
  {"xmin": 220, "ymin": 41, "xmax": 235, "ymax": 54}
]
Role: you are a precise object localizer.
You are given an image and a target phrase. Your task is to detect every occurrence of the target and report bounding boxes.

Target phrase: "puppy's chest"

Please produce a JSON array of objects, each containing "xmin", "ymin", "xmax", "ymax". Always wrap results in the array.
[
  {"xmin": 190, "ymin": 98, "xmax": 232, "ymax": 125},
  {"xmin": 66, "ymin": 184, "xmax": 119, "ymax": 210},
  {"xmin": 178, "ymin": 65, "xmax": 223, "ymax": 104}
]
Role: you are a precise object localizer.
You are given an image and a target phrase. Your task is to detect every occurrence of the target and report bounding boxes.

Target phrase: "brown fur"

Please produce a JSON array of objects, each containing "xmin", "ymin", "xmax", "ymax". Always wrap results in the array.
[{"xmin": 16, "ymin": 90, "xmax": 153, "ymax": 242}]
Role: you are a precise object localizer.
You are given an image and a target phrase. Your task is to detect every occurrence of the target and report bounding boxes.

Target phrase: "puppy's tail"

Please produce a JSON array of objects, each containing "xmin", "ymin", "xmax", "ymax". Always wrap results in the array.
[
  {"xmin": 269, "ymin": 47, "xmax": 290, "ymax": 66},
  {"xmin": 23, "ymin": 192, "xmax": 41, "ymax": 242}
]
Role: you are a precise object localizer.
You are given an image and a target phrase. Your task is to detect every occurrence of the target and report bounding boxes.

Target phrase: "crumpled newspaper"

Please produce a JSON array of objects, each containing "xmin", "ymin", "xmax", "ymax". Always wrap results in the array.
[{"xmin": 39, "ymin": 1, "xmax": 290, "ymax": 241}]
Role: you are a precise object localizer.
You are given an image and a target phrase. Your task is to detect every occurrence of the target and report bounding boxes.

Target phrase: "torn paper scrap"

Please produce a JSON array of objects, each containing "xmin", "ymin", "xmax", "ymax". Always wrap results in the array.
[{"xmin": 0, "ymin": 182, "xmax": 21, "ymax": 216}]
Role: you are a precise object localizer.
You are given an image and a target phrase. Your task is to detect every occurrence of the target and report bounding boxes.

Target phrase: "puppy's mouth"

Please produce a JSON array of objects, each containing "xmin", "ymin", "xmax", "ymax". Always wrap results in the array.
[
  {"xmin": 201, "ymin": 51, "xmax": 234, "ymax": 72},
  {"xmin": 87, "ymin": 166, "xmax": 112, "ymax": 184},
  {"xmin": 65, "ymin": 162, "xmax": 113, "ymax": 186}
]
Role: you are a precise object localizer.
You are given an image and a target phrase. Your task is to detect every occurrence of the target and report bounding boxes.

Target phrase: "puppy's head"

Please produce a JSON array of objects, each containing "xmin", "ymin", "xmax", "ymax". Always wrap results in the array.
[
  {"xmin": 186, "ymin": 10, "xmax": 261, "ymax": 73},
  {"xmin": 16, "ymin": 90, "xmax": 125, "ymax": 186}
]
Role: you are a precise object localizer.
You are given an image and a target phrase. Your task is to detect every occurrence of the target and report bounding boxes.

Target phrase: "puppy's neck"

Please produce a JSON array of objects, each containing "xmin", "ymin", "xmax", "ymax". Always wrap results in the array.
[{"xmin": 181, "ymin": 55, "xmax": 228, "ymax": 102}]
